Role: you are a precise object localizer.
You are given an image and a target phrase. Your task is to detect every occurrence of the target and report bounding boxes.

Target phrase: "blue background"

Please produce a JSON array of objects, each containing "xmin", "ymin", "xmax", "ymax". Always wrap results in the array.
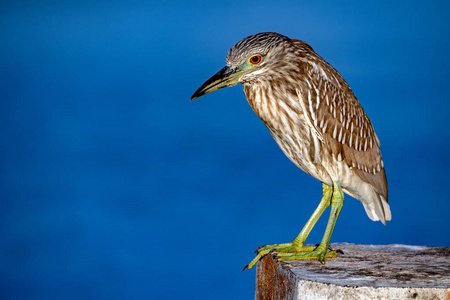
[{"xmin": 1, "ymin": 1, "xmax": 449, "ymax": 299}]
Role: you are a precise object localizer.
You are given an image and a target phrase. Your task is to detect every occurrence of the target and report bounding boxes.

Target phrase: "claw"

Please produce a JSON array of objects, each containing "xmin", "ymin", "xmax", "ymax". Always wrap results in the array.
[{"xmin": 254, "ymin": 245, "xmax": 264, "ymax": 253}]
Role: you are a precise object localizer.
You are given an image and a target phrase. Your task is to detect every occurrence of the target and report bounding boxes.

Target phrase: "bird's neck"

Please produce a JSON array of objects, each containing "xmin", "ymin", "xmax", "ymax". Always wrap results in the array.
[{"xmin": 242, "ymin": 83, "xmax": 301, "ymax": 133}]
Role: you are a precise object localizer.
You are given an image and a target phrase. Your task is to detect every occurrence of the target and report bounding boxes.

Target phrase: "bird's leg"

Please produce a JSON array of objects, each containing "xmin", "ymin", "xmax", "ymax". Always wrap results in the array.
[
  {"xmin": 290, "ymin": 183, "xmax": 333, "ymax": 248},
  {"xmin": 244, "ymin": 183, "xmax": 333, "ymax": 270},
  {"xmin": 276, "ymin": 181, "xmax": 344, "ymax": 263}
]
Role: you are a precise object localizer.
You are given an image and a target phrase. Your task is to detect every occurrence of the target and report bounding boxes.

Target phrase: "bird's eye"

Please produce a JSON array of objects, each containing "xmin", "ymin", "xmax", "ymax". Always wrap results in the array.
[{"xmin": 249, "ymin": 55, "xmax": 262, "ymax": 64}]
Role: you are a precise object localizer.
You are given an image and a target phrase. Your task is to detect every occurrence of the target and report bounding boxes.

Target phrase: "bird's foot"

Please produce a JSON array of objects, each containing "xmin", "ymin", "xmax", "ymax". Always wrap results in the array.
[
  {"xmin": 243, "ymin": 242, "xmax": 315, "ymax": 270},
  {"xmin": 243, "ymin": 243, "xmax": 340, "ymax": 270},
  {"xmin": 275, "ymin": 245, "xmax": 339, "ymax": 264}
]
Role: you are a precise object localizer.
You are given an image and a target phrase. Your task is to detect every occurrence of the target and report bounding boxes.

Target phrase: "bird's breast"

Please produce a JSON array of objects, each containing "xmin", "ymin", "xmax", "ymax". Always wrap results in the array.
[{"xmin": 243, "ymin": 84, "xmax": 332, "ymax": 184}]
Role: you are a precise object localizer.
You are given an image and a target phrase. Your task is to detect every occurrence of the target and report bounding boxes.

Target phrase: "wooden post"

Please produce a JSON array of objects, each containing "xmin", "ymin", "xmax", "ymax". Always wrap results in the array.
[{"xmin": 255, "ymin": 243, "xmax": 450, "ymax": 300}]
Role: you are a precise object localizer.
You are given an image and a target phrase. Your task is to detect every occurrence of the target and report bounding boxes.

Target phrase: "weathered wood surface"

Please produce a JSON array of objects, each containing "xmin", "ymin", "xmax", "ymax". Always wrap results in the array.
[{"xmin": 255, "ymin": 243, "xmax": 450, "ymax": 300}]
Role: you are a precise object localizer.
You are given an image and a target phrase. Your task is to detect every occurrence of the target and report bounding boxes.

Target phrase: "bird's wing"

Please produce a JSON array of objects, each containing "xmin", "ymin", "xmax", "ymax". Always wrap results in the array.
[{"xmin": 293, "ymin": 44, "xmax": 388, "ymax": 203}]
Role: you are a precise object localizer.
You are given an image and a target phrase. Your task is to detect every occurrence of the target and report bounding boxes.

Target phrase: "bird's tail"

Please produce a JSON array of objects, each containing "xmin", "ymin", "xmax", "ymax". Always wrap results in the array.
[{"xmin": 361, "ymin": 191, "xmax": 391, "ymax": 225}]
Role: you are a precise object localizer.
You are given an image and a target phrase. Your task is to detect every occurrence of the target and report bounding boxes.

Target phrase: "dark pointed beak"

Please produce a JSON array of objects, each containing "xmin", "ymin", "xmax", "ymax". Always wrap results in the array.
[{"xmin": 191, "ymin": 65, "xmax": 242, "ymax": 100}]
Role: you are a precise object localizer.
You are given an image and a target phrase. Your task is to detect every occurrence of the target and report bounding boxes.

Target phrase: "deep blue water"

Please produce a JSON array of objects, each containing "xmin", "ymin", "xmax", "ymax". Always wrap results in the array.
[{"xmin": 1, "ymin": 1, "xmax": 449, "ymax": 299}]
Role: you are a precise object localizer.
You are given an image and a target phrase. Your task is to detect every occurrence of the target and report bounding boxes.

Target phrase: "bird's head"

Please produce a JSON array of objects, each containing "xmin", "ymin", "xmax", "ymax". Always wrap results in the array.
[{"xmin": 191, "ymin": 32, "xmax": 291, "ymax": 100}]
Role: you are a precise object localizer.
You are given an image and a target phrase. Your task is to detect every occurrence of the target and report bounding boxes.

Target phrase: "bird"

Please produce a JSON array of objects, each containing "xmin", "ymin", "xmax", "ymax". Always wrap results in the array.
[{"xmin": 191, "ymin": 32, "xmax": 390, "ymax": 270}]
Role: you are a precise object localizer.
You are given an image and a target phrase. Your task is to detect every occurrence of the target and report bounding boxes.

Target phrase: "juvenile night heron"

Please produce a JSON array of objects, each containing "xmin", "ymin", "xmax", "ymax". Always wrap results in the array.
[{"xmin": 191, "ymin": 32, "xmax": 390, "ymax": 270}]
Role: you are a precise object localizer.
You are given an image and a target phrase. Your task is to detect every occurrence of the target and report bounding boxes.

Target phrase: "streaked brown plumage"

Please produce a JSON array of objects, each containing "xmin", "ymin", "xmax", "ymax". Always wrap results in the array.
[
  {"xmin": 235, "ymin": 36, "xmax": 389, "ymax": 222},
  {"xmin": 191, "ymin": 32, "xmax": 390, "ymax": 269}
]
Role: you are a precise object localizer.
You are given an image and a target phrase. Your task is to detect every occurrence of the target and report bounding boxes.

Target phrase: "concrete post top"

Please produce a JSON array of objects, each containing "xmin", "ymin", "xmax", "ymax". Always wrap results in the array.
[{"xmin": 255, "ymin": 243, "xmax": 450, "ymax": 300}]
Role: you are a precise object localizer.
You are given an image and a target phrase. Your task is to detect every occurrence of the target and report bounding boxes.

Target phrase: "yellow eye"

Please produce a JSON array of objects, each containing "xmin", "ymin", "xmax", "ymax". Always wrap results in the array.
[{"xmin": 249, "ymin": 55, "xmax": 262, "ymax": 64}]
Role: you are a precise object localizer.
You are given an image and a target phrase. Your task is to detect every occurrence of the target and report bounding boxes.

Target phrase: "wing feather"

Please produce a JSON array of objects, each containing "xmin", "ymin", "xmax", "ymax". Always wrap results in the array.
[{"xmin": 292, "ymin": 40, "xmax": 388, "ymax": 203}]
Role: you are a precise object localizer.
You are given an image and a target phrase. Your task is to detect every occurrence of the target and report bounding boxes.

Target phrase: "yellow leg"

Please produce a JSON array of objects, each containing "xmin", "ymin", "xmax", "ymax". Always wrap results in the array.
[
  {"xmin": 244, "ymin": 183, "xmax": 339, "ymax": 270},
  {"xmin": 276, "ymin": 181, "xmax": 344, "ymax": 263}
]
